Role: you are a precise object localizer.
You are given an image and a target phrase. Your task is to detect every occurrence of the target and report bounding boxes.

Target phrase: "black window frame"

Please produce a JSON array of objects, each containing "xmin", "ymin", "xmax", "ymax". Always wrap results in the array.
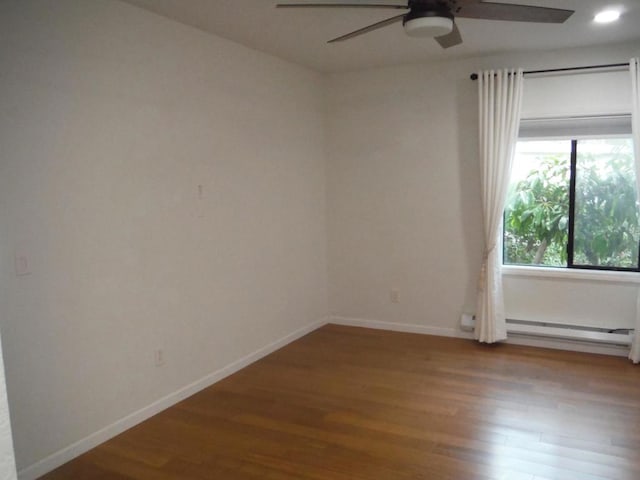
[{"xmin": 503, "ymin": 136, "xmax": 640, "ymax": 273}]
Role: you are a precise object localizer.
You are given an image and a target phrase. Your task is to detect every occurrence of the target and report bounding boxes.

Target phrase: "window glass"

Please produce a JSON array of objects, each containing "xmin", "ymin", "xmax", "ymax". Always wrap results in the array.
[
  {"xmin": 504, "ymin": 140, "xmax": 571, "ymax": 267},
  {"xmin": 573, "ymin": 138, "xmax": 639, "ymax": 268}
]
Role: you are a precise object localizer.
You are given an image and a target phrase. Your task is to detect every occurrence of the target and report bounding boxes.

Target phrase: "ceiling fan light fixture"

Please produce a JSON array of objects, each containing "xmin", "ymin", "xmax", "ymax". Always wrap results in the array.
[{"xmin": 403, "ymin": 12, "xmax": 453, "ymax": 38}]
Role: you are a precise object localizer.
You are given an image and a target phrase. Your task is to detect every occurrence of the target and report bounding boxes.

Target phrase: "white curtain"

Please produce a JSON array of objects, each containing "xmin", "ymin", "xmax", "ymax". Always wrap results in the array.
[
  {"xmin": 630, "ymin": 58, "xmax": 640, "ymax": 364},
  {"xmin": 475, "ymin": 68, "xmax": 524, "ymax": 343}
]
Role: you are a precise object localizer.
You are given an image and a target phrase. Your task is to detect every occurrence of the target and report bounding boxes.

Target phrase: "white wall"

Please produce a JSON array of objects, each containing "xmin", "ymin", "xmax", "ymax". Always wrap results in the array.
[
  {"xmin": 326, "ymin": 61, "xmax": 481, "ymax": 331},
  {"xmin": 326, "ymin": 41, "xmax": 640, "ymax": 333},
  {"xmin": 0, "ymin": 0, "xmax": 327, "ymax": 472},
  {"xmin": 504, "ymin": 273, "xmax": 638, "ymax": 328}
]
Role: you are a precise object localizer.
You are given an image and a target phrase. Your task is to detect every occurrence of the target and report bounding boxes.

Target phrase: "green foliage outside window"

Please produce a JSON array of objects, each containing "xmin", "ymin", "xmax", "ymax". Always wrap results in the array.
[{"xmin": 503, "ymin": 138, "xmax": 640, "ymax": 270}]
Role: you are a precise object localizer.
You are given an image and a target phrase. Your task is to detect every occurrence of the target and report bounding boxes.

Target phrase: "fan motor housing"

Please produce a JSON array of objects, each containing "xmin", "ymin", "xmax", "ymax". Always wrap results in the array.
[{"xmin": 403, "ymin": 7, "xmax": 454, "ymax": 38}]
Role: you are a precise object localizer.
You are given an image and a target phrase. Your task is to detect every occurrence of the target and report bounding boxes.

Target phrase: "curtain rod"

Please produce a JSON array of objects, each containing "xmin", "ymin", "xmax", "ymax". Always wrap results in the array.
[{"xmin": 469, "ymin": 62, "xmax": 629, "ymax": 81}]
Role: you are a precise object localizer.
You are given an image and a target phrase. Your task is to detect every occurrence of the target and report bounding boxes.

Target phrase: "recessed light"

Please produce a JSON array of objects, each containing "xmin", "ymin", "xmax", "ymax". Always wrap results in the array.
[{"xmin": 594, "ymin": 9, "xmax": 621, "ymax": 23}]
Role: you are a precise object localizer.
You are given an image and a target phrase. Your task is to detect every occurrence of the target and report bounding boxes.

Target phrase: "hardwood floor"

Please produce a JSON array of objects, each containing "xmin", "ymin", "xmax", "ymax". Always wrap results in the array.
[{"xmin": 40, "ymin": 324, "xmax": 640, "ymax": 479}]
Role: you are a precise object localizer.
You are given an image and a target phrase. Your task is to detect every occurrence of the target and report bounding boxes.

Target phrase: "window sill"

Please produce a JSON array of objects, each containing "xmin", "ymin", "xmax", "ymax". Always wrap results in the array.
[{"xmin": 502, "ymin": 265, "xmax": 640, "ymax": 284}]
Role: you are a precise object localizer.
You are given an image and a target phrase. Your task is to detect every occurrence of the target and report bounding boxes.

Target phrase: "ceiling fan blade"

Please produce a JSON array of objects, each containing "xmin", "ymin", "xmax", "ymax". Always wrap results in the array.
[
  {"xmin": 457, "ymin": 1, "xmax": 574, "ymax": 23},
  {"xmin": 435, "ymin": 21, "xmax": 462, "ymax": 48},
  {"xmin": 328, "ymin": 13, "xmax": 405, "ymax": 42},
  {"xmin": 276, "ymin": 3, "xmax": 407, "ymax": 9}
]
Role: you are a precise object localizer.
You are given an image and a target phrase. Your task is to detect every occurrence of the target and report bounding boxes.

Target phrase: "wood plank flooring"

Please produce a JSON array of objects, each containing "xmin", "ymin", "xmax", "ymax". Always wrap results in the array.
[{"xmin": 40, "ymin": 324, "xmax": 640, "ymax": 479}]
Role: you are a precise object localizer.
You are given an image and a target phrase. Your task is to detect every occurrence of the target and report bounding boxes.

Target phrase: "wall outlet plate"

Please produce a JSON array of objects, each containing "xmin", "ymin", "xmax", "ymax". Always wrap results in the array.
[
  {"xmin": 390, "ymin": 289, "xmax": 400, "ymax": 303},
  {"xmin": 15, "ymin": 252, "xmax": 31, "ymax": 276},
  {"xmin": 154, "ymin": 349, "xmax": 165, "ymax": 367}
]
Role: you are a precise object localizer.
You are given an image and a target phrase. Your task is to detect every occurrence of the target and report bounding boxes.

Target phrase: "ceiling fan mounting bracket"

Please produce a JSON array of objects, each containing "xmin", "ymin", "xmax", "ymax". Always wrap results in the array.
[
  {"xmin": 403, "ymin": 6, "xmax": 454, "ymax": 25},
  {"xmin": 407, "ymin": 0, "xmax": 459, "ymax": 12}
]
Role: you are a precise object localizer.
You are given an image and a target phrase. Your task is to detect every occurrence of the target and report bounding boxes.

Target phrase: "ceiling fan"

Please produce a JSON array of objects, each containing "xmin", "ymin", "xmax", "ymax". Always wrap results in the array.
[{"xmin": 276, "ymin": 0, "xmax": 574, "ymax": 48}]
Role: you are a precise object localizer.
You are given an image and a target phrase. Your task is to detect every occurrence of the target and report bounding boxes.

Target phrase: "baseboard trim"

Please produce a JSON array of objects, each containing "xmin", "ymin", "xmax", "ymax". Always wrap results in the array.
[
  {"xmin": 329, "ymin": 316, "xmax": 472, "ymax": 339},
  {"xmin": 18, "ymin": 318, "xmax": 326, "ymax": 480}
]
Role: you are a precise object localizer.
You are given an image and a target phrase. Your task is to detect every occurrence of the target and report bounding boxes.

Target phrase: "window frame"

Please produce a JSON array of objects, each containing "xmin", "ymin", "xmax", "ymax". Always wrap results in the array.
[{"xmin": 503, "ymin": 134, "xmax": 640, "ymax": 273}]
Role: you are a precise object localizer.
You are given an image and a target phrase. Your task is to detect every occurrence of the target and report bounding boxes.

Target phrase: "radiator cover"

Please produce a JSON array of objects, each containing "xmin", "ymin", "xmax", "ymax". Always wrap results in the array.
[{"xmin": 460, "ymin": 314, "xmax": 632, "ymax": 346}]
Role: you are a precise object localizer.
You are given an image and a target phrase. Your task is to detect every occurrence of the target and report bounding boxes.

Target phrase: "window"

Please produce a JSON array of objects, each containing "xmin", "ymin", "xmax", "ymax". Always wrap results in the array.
[{"xmin": 503, "ymin": 136, "xmax": 639, "ymax": 271}]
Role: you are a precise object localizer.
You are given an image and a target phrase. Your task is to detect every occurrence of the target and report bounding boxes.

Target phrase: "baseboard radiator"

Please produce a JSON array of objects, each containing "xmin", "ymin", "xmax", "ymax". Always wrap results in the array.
[{"xmin": 460, "ymin": 314, "xmax": 633, "ymax": 346}]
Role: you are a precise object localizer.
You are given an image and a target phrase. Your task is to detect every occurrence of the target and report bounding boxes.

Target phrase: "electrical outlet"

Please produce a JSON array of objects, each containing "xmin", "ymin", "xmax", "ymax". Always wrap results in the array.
[
  {"xmin": 390, "ymin": 289, "xmax": 400, "ymax": 304},
  {"xmin": 14, "ymin": 252, "xmax": 31, "ymax": 276},
  {"xmin": 196, "ymin": 184, "xmax": 204, "ymax": 218},
  {"xmin": 154, "ymin": 349, "xmax": 165, "ymax": 367}
]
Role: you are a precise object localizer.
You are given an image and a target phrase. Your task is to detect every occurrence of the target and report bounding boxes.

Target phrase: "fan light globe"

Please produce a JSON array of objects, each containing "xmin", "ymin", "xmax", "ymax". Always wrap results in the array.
[{"xmin": 403, "ymin": 16, "xmax": 453, "ymax": 37}]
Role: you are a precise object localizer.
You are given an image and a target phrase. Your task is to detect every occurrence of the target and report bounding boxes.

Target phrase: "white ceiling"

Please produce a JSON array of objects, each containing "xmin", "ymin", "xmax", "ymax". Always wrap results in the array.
[{"xmin": 121, "ymin": 0, "xmax": 640, "ymax": 73}]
